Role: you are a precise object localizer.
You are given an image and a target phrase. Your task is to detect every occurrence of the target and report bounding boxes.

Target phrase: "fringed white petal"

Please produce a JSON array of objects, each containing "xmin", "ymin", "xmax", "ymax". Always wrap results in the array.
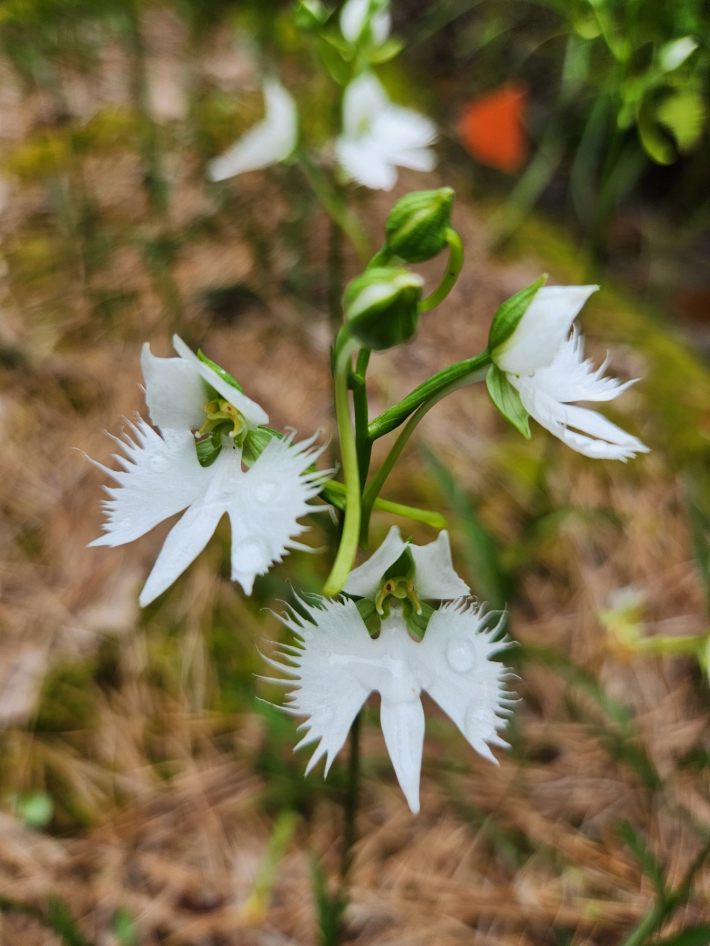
[
  {"xmin": 340, "ymin": 0, "xmax": 390, "ymax": 45},
  {"xmin": 495, "ymin": 285, "xmax": 599, "ymax": 377},
  {"xmin": 141, "ymin": 343, "xmax": 206, "ymax": 431},
  {"xmin": 266, "ymin": 598, "xmax": 513, "ymax": 813},
  {"xmin": 336, "ymin": 73, "xmax": 437, "ymax": 192},
  {"xmin": 172, "ymin": 334, "xmax": 269, "ymax": 429},
  {"xmin": 410, "ymin": 531, "xmax": 470, "ymax": 600},
  {"xmin": 225, "ymin": 432, "xmax": 331, "ymax": 595},
  {"xmin": 517, "ymin": 385, "xmax": 649, "ymax": 460},
  {"xmin": 206, "ymin": 79, "xmax": 297, "ymax": 181},
  {"xmin": 88, "ymin": 420, "xmax": 208, "ymax": 548}
]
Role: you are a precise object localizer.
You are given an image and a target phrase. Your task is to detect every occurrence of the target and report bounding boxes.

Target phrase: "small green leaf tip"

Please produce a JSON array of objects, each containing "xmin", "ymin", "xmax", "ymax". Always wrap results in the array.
[
  {"xmin": 488, "ymin": 274, "xmax": 548, "ymax": 354},
  {"xmin": 385, "ymin": 188, "xmax": 455, "ymax": 263},
  {"xmin": 486, "ymin": 365, "xmax": 531, "ymax": 438},
  {"xmin": 344, "ymin": 267, "xmax": 424, "ymax": 350},
  {"xmin": 197, "ymin": 350, "xmax": 245, "ymax": 394}
]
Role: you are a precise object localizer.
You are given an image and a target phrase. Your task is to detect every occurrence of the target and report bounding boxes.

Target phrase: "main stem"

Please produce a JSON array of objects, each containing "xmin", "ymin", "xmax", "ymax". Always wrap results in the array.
[{"xmin": 323, "ymin": 336, "xmax": 361, "ymax": 596}]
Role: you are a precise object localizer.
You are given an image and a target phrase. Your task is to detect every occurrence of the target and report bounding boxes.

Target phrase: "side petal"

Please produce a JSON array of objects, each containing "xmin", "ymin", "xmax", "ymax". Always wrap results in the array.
[
  {"xmin": 227, "ymin": 433, "xmax": 330, "ymax": 595},
  {"xmin": 419, "ymin": 601, "xmax": 514, "ymax": 765},
  {"xmin": 379, "ymin": 699, "xmax": 425, "ymax": 814},
  {"xmin": 88, "ymin": 421, "xmax": 208, "ymax": 548},
  {"xmin": 411, "ymin": 531, "xmax": 470, "ymax": 600},
  {"xmin": 141, "ymin": 343, "xmax": 206, "ymax": 431},
  {"xmin": 519, "ymin": 384, "xmax": 649, "ymax": 461},
  {"xmin": 172, "ymin": 335, "xmax": 269, "ymax": 429},
  {"xmin": 206, "ymin": 79, "xmax": 297, "ymax": 181},
  {"xmin": 344, "ymin": 525, "xmax": 407, "ymax": 598},
  {"xmin": 269, "ymin": 597, "xmax": 373, "ymax": 776},
  {"xmin": 374, "ymin": 106, "xmax": 438, "ymax": 164},
  {"xmin": 494, "ymin": 285, "xmax": 599, "ymax": 377},
  {"xmin": 335, "ymin": 136, "xmax": 398, "ymax": 191}
]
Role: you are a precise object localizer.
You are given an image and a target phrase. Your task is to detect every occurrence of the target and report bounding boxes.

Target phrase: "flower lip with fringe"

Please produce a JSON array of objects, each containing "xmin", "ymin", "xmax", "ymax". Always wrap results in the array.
[
  {"xmin": 263, "ymin": 595, "xmax": 515, "ymax": 814},
  {"xmin": 490, "ymin": 285, "xmax": 649, "ymax": 461},
  {"xmin": 87, "ymin": 335, "xmax": 330, "ymax": 606},
  {"xmin": 206, "ymin": 79, "xmax": 298, "ymax": 181},
  {"xmin": 335, "ymin": 72, "xmax": 437, "ymax": 192}
]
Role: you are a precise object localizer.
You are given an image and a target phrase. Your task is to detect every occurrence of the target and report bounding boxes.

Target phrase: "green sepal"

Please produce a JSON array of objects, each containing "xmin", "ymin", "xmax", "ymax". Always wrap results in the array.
[
  {"xmin": 356, "ymin": 597, "xmax": 381, "ymax": 637},
  {"xmin": 196, "ymin": 433, "xmax": 223, "ymax": 467},
  {"xmin": 344, "ymin": 267, "xmax": 423, "ymax": 351},
  {"xmin": 488, "ymin": 274, "xmax": 547, "ymax": 354},
  {"xmin": 293, "ymin": 0, "xmax": 331, "ymax": 31},
  {"xmin": 197, "ymin": 349, "xmax": 245, "ymax": 394},
  {"xmin": 407, "ymin": 601, "xmax": 435, "ymax": 640},
  {"xmin": 384, "ymin": 188, "xmax": 454, "ymax": 263},
  {"xmin": 242, "ymin": 425, "xmax": 281, "ymax": 467},
  {"xmin": 486, "ymin": 365, "xmax": 531, "ymax": 439},
  {"xmin": 366, "ymin": 36, "xmax": 404, "ymax": 63},
  {"xmin": 383, "ymin": 546, "xmax": 415, "ymax": 581}
]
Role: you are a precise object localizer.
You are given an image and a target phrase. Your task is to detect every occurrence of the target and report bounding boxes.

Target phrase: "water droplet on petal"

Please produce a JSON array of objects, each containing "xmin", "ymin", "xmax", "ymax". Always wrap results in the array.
[
  {"xmin": 149, "ymin": 453, "xmax": 172, "ymax": 473},
  {"xmin": 255, "ymin": 480, "xmax": 277, "ymax": 503},
  {"xmin": 446, "ymin": 636, "xmax": 476, "ymax": 673},
  {"xmin": 233, "ymin": 537, "xmax": 270, "ymax": 573}
]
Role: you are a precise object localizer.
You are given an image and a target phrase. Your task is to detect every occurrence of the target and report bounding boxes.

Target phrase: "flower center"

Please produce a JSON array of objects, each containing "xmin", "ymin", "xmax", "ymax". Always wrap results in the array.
[
  {"xmin": 197, "ymin": 399, "xmax": 247, "ymax": 444},
  {"xmin": 375, "ymin": 576, "xmax": 423, "ymax": 618}
]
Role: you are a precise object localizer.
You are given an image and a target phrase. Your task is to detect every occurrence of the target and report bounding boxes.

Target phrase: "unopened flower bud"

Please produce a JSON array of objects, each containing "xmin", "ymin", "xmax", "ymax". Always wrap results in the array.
[
  {"xmin": 294, "ymin": 0, "xmax": 330, "ymax": 30},
  {"xmin": 384, "ymin": 187, "xmax": 454, "ymax": 263},
  {"xmin": 344, "ymin": 267, "xmax": 424, "ymax": 350}
]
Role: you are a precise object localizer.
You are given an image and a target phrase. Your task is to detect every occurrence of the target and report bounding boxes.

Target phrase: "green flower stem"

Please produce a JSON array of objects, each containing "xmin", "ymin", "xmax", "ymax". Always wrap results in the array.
[
  {"xmin": 366, "ymin": 245, "xmax": 394, "ymax": 269},
  {"xmin": 297, "ymin": 151, "xmax": 371, "ymax": 263},
  {"xmin": 417, "ymin": 228, "xmax": 464, "ymax": 314},
  {"xmin": 351, "ymin": 349, "xmax": 372, "ymax": 486},
  {"xmin": 627, "ymin": 634, "xmax": 708, "ymax": 658},
  {"xmin": 323, "ymin": 335, "xmax": 362, "ymax": 596},
  {"xmin": 322, "ymin": 481, "xmax": 446, "ymax": 529},
  {"xmin": 368, "ymin": 350, "xmax": 492, "ymax": 441},
  {"xmin": 360, "ymin": 371, "xmax": 486, "ymax": 547}
]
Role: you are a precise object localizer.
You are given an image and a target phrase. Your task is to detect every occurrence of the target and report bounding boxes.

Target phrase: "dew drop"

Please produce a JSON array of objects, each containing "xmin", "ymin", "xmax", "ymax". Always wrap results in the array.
[
  {"xmin": 233, "ymin": 538, "xmax": 269, "ymax": 573},
  {"xmin": 150, "ymin": 453, "xmax": 172, "ymax": 473},
  {"xmin": 446, "ymin": 636, "xmax": 476, "ymax": 673},
  {"xmin": 255, "ymin": 480, "xmax": 277, "ymax": 503}
]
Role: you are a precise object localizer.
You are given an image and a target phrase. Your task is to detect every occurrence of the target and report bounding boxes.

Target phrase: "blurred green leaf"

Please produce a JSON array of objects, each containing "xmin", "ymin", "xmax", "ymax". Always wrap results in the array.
[
  {"xmin": 657, "ymin": 89, "xmax": 705, "ymax": 153},
  {"xmin": 651, "ymin": 926, "xmax": 710, "ymax": 946}
]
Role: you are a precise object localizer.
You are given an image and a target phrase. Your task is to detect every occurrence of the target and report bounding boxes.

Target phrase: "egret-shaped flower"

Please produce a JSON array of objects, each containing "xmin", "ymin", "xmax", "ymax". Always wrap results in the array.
[
  {"xmin": 88, "ymin": 336, "xmax": 327, "ymax": 606},
  {"xmin": 335, "ymin": 72, "xmax": 437, "ymax": 191},
  {"xmin": 207, "ymin": 79, "xmax": 298, "ymax": 181},
  {"xmin": 340, "ymin": 0, "xmax": 391, "ymax": 46},
  {"xmin": 488, "ymin": 284, "xmax": 649, "ymax": 460},
  {"xmin": 264, "ymin": 596, "xmax": 514, "ymax": 814}
]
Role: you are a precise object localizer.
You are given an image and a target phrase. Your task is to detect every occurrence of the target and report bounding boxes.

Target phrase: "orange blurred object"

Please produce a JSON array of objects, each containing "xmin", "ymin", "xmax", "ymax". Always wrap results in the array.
[{"xmin": 457, "ymin": 84, "xmax": 527, "ymax": 174}]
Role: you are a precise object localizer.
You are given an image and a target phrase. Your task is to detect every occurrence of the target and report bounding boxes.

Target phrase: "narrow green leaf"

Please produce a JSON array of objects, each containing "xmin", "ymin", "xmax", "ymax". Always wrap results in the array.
[
  {"xmin": 650, "ymin": 925, "xmax": 710, "ymax": 946},
  {"xmin": 616, "ymin": 820, "xmax": 666, "ymax": 894},
  {"xmin": 488, "ymin": 274, "xmax": 547, "ymax": 352},
  {"xmin": 486, "ymin": 365, "xmax": 531, "ymax": 438}
]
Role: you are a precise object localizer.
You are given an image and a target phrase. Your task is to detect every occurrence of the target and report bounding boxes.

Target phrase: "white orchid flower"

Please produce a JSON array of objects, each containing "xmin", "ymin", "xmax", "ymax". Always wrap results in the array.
[
  {"xmin": 344, "ymin": 525, "xmax": 470, "ymax": 608},
  {"xmin": 335, "ymin": 72, "xmax": 437, "ymax": 191},
  {"xmin": 88, "ymin": 335, "xmax": 328, "ymax": 606},
  {"xmin": 207, "ymin": 79, "xmax": 298, "ymax": 181},
  {"xmin": 491, "ymin": 285, "xmax": 649, "ymax": 461},
  {"xmin": 264, "ymin": 596, "xmax": 514, "ymax": 814},
  {"xmin": 340, "ymin": 0, "xmax": 391, "ymax": 46}
]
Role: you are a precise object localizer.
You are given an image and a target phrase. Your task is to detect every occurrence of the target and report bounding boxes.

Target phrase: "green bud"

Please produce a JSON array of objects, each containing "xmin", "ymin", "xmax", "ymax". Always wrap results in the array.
[
  {"xmin": 384, "ymin": 188, "xmax": 454, "ymax": 263},
  {"xmin": 344, "ymin": 267, "xmax": 424, "ymax": 350},
  {"xmin": 293, "ymin": 0, "xmax": 330, "ymax": 29}
]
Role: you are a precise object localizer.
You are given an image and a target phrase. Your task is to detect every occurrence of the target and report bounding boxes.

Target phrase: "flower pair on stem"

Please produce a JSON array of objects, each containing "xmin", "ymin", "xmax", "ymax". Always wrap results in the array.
[{"xmin": 88, "ymin": 186, "xmax": 647, "ymax": 812}]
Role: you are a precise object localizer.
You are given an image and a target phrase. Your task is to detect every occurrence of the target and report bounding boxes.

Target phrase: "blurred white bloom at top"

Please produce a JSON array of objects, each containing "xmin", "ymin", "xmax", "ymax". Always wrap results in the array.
[
  {"xmin": 340, "ymin": 0, "xmax": 391, "ymax": 46},
  {"xmin": 264, "ymin": 596, "xmax": 514, "ymax": 813},
  {"xmin": 207, "ymin": 79, "xmax": 298, "ymax": 181},
  {"xmin": 88, "ymin": 335, "xmax": 327, "ymax": 606},
  {"xmin": 490, "ymin": 285, "xmax": 649, "ymax": 460},
  {"xmin": 335, "ymin": 72, "xmax": 437, "ymax": 191},
  {"xmin": 344, "ymin": 525, "xmax": 470, "ymax": 606},
  {"xmin": 659, "ymin": 36, "xmax": 698, "ymax": 73}
]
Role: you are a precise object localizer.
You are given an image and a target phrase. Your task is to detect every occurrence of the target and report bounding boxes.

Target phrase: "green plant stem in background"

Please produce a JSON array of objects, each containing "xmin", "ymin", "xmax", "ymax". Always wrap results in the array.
[
  {"xmin": 418, "ymin": 228, "xmax": 464, "ymax": 313},
  {"xmin": 322, "ymin": 481, "xmax": 446, "ymax": 529},
  {"xmin": 351, "ymin": 348, "xmax": 372, "ymax": 486},
  {"xmin": 367, "ymin": 351, "xmax": 491, "ymax": 441},
  {"xmin": 360, "ymin": 370, "xmax": 487, "ymax": 546},
  {"xmin": 341, "ymin": 711, "xmax": 362, "ymax": 881},
  {"xmin": 323, "ymin": 335, "xmax": 361, "ymax": 596}
]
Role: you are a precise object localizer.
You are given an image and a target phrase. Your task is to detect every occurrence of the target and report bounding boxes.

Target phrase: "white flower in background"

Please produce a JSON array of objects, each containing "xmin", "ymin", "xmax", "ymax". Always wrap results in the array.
[
  {"xmin": 335, "ymin": 72, "xmax": 437, "ymax": 191},
  {"xmin": 207, "ymin": 79, "xmax": 298, "ymax": 181},
  {"xmin": 264, "ymin": 596, "xmax": 514, "ymax": 813},
  {"xmin": 344, "ymin": 525, "xmax": 470, "ymax": 607},
  {"xmin": 340, "ymin": 0, "xmax": 391, "ymax": 46},
  {"xmin": 88, "ymin": 335, "xmax": 327, "ymax": 606},
  {"xmin": 491, "ymin": 285, "xmax": 649, "ymax": 460}
]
